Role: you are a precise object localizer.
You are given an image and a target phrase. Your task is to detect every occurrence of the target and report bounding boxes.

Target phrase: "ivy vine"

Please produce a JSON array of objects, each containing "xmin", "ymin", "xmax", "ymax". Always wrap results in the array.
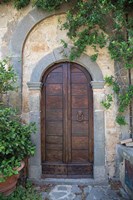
[{"xmin": 0, "ymin": 0, "xmax": 133, "ymax": 129}]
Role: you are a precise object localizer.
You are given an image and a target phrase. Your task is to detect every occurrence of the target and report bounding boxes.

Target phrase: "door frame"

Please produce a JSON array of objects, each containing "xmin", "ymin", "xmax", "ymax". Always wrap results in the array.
[
  {"xmin": 41, "ymin": 62, "xmax": 94, "ymax": 178},
  {"xmin": 27, "ymin": 47, "xmax": 106, "ymax": 181}
]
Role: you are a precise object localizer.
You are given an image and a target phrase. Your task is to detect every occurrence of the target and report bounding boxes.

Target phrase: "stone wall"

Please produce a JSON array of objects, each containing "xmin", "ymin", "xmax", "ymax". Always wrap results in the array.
[{"xmin": 0, "ymin": 2, "xmax": 130, "ymax": 179}]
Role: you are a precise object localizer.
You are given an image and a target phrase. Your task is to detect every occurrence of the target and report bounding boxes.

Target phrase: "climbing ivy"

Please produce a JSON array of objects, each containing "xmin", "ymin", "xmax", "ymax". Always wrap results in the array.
[
  {"xmin": 0, "ymin": 0, "xmax": 133, "ymax": 128},
  {"xmin": 33, "ymin": 0, "xmax": 70, "ymax": 11},
  {"xmin": 102, "ymin": 76, "xmax": 133, "ymax": 125},
  {"xmin": 0, "ymin": 0, "xmax": 30, "ymax": 9}
]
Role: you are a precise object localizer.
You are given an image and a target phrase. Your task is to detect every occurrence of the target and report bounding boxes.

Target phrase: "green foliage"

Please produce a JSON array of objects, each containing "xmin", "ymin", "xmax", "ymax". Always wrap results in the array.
[
  {"xmin": 101, "ymin": 94, "xmax": 113, "ymax": 109},
  {"xmin": 0, "ymin": 58, "xmax": 36, "ymax": 182},
  {"xmin": 0, "ymin": 108, "xmax": 36, "ymax": 182},
  {"xmin": 108, "ymin": 38, "xmax": 133, "ymax": 69},
  {"xmin": 102, "ymin": 76, "xmax": 133, "ymax": 125},
  {"xmin": 104, "ymin": 76, "xmax": 120, "ymax": 94},
  {"xmin": 62, "ymin": 1, "xmax": 108, "ymax": 60},
  {"xmin": 0, "ymin": 0, "xmax": 30, "ymax": 9},
  {"xmin": 60, "ymin": 0, "xmax": 133, "ymax": 65},
  {"xmin": 0, "ymin": 108, "xmax": 36, "ymax": 175},
  {"xmin": 116, "ymin": 115, "xmax": 127, "ymax": 126},
  {"xmin": 118, "ymin": 85, "xmax": 133, "ymax": 113},
  {"xmin": 0, "ymin": 0, "xmax": 11, "ymax": 3},
  {"xmin": 33, "ymin": 0, "xmax": 70, "ymax": 11},
  {"xmin": 0, "ymin": 58, "xmax": 17, "ymax": 94},
  {"xmin": 14, "ymin": 0, "xmax": 30, "ymax": 9},
  {"xmin": 0, "ymin": 182, "xmax": 42, "ymax": 200},
  {"xmin": 90, "ymin": 53, "xmax": 98, "ymax": 62}
]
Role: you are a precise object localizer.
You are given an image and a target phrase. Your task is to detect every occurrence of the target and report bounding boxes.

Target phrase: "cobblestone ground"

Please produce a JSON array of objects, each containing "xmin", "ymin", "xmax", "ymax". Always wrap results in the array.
[{"xmin": 35, "ymin": 183, "xmax": 130, "ymax": 200}]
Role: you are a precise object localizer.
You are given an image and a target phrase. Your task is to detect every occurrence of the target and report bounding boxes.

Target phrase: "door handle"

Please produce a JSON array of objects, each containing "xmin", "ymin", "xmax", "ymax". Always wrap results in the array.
[{"xmin": 77, "ymin": 111, "xmax": 84, "ymax": 122}]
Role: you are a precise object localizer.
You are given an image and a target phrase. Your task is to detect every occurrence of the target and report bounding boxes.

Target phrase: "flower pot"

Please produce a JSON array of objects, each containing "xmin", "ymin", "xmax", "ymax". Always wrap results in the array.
[{"xmin": 0, "ymin": 161, "xmax": 25, "ymax": 196}]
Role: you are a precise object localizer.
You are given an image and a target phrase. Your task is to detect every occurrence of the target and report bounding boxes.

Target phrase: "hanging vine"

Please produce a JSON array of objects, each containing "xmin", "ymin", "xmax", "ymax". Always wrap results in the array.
[{"xmin": 0, "ymin": 0, "xmax": 133, "ymax": 129}]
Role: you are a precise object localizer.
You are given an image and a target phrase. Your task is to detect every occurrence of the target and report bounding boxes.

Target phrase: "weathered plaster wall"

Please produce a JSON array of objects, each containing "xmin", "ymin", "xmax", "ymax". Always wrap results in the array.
[
  {"xmin": 0, "ymin": 4, "xmax": 124, "ymax": 178},
  {"xmin": 0, "ymin": 3, "xmax": 32, "ymax": 108},
  {"xmin": 0, "ymin": 3, "xmax": 32, "ymax": 58}
]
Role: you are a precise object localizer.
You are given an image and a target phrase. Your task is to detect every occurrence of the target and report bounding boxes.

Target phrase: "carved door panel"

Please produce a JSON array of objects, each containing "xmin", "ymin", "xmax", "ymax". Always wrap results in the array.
[{"xmin": 41, "ymin": 63, "xmax": 93, "ymax": 178}]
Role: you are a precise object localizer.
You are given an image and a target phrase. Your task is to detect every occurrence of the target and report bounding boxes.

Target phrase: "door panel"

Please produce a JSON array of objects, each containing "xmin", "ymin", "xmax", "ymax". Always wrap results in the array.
[
  {"xmin": 46, "ymin": 150, "xmax": 63, "ymax": 162},
  {"xmin": 46, "ymin": 84, "xmax": 62, "ymax": 95},
  {"xmin": 72, "ymin": 84, "xmax": 88, "ymax": 95},
  {"xmin": 72, "ymin": 150, "xmax": 89, "ymax": 162},
  {"xmin": 46, "ymin": 96, "xmax": 62, "ymax": 109},
  {"xmin": 41, "ymin": 62, "xmax": 93, "ymax": 178},
  {"xmin": 46, "ymin": 72, "xmax": 63, "ymax": 83},
  {"xmin": 72, "ymin": 137, "xmax": 88, "ymax": 150},
  {"xmin": 72, "ymin": 121, "xmax": 88, "ymax": 134},
  {"xmin": 71, "ymin": 73, "xmax": 88, "ymax": 83},
  {"xmin": 72, "ymin": 96, "xmax": 88, "ymax": 108},
  {"xmin": 46, "ymin": 109, "xmax": 62, "ymax": 121},
  {"xmin": 46, "ymin": 121, "xmax": 62, "ymax": 135}
]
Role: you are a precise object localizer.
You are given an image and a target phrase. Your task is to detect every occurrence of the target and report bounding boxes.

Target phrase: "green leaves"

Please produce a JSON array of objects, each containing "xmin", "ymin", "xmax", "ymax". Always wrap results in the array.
[
  {"xmin": 14, "ymin": 0, "xmax": 30, "ymax": 9},
  {"xmin": 101, "ymin": 94, "xmax": 113, "ymax": 109},
  {"xmin": 0, "ymin": 58, "xmax": 17, "ymax": 95},
  {"xmin": 102, "ymin": 75, "xmax": 133, "ymax": 126},
  {"xmin": 0, "ymin": 57, "xmax": 36, "ymax": 181},
  {"xmin": 118, "ymin": 85, "xmax": 133, "ymax": 113},
  {"xmin": 116, "ymin": 115, "xmax": 127, "ymax": 126},
  {"xmin": 33, "ymin": 0, "xmax": 70, "ymax": 11},
  {"xmin": 0, "ymin": 182, "xmax": 42, "ymax": 200},
  {"xmin": 0, "ymin": 107, "xmax": 36, "ymax": 181},
  {"xmin": 104, "ymin": 76, "xmax": 120, "ymax": 94}
]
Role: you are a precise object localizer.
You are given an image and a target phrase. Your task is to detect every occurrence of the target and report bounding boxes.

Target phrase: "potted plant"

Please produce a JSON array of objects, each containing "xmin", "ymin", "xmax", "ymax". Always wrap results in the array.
[{"xmin": 0, "ymin": 58, "xmax": 36, "ymax": 196}]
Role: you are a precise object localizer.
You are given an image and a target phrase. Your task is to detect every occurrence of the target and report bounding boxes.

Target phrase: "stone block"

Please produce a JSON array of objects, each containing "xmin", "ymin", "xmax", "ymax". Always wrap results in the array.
[
  {"xmin": 94, "ymin": 146, "xmax": 105, "ymax": 166},
  {"xmin": 29, "ymin": 94, "xmax": 41, "ymax": 112},
  {"xmin": 74, "ymin": 195, "xmax": 82, "ymax": 200},
  {"xmin": 71, "ymin": 185, "xmax": 82, "ymax": 194},
  {"xmin": 91, "ymin": 81, "xmax": 105, "ymax": 89},
  {"xmin": 76, "ymin": 53, "xmax": 103, "ymax": 81},
  {"xmin": 27, "ymin": 82, "xmax": 42, "ymax": 90},
  {"xmin": 94, "ymin": 166, "xmax": 107, "ymax": 180},
  {"xmin": 29, "ymin": 139, "xmax": 41, "ymax": 165},
  {"xmin": 10, "ymin": 14, "xmax": 36, "ymax": 54},
  {"xmin": 11, "ymin": 56, "xmax": 22, "ymax": 85},
  {"xmin": 94, "ymin": 111, "xmax": 105, "ymax": 142},
  {"xmin": 29, "ymin": 111, "xmax": 40, "ymax": 124},
  {"xmin": 30, "ymin": 52, "xmax": 56, "ymax": 82},
  {"xmin": 29, "ymin": 8, "xmax": 55, "ymax": 23},
  {"xmin": 28, "ymin": 165, "xmax": 42, "ymax": 179},
  {"xmin": 93, "ymin": 92, "xmax": 105, "ymax": 110},
  {"xmin": 83, "ymin": 186, "xmax": 92, "ymax": 196}
]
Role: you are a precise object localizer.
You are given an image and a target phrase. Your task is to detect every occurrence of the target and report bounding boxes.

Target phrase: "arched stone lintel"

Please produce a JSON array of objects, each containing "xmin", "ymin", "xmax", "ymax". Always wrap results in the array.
[
  {"xmin": 30, "ymin": 46, "xmax": 104, "ymax": 83},
  {"xmin": 10, "ymin": 3, "xmax": 74, "ymax": 55}
]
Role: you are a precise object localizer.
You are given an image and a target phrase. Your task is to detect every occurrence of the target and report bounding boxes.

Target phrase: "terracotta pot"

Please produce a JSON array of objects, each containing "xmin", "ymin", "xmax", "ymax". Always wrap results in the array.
[{"xmin": 0, "ymin": 161, "xmax": 25, "ymax": 196}]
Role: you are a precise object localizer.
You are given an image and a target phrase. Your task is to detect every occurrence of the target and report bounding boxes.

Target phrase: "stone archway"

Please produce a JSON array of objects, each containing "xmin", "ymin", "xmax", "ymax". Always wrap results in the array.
[{"xmin": 27, "ymin": 47, "xmax": 106, "ymax": 181}]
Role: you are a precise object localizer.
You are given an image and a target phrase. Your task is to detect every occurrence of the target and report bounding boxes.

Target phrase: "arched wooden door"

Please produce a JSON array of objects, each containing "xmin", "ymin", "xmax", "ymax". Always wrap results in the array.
[{"xmin": 41, "ymin": 62, "xmax": 93, "ymax": 178}]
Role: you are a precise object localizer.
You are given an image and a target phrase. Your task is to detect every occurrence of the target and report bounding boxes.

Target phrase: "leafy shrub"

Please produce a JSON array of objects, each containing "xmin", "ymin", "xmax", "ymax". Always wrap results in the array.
[
  {"xmin": 0, "ymin": 182, "xmax": 42, "ymax": 200},
  {"xmin": 0, "ymin": 58, "xmax": 36, "ymax": 182}
]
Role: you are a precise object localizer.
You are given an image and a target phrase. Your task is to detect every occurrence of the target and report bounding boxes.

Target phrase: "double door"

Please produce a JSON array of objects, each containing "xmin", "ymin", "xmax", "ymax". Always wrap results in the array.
[{"xmin": 41, "ymin": 62, "xmax": 93, "ymax": 178}]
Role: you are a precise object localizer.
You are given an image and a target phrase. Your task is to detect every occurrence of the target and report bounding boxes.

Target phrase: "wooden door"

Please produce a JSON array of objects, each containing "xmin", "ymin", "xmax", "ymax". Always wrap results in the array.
[{"xmin": 41, "ymin": 62, "xmax": 93, "ymax": 178}]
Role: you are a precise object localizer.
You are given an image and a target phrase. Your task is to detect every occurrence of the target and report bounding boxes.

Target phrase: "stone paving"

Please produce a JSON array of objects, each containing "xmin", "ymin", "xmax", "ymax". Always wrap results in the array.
[{"xmin": 35, "ymin": 183, "xmax": 130, "ymax": 200}]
